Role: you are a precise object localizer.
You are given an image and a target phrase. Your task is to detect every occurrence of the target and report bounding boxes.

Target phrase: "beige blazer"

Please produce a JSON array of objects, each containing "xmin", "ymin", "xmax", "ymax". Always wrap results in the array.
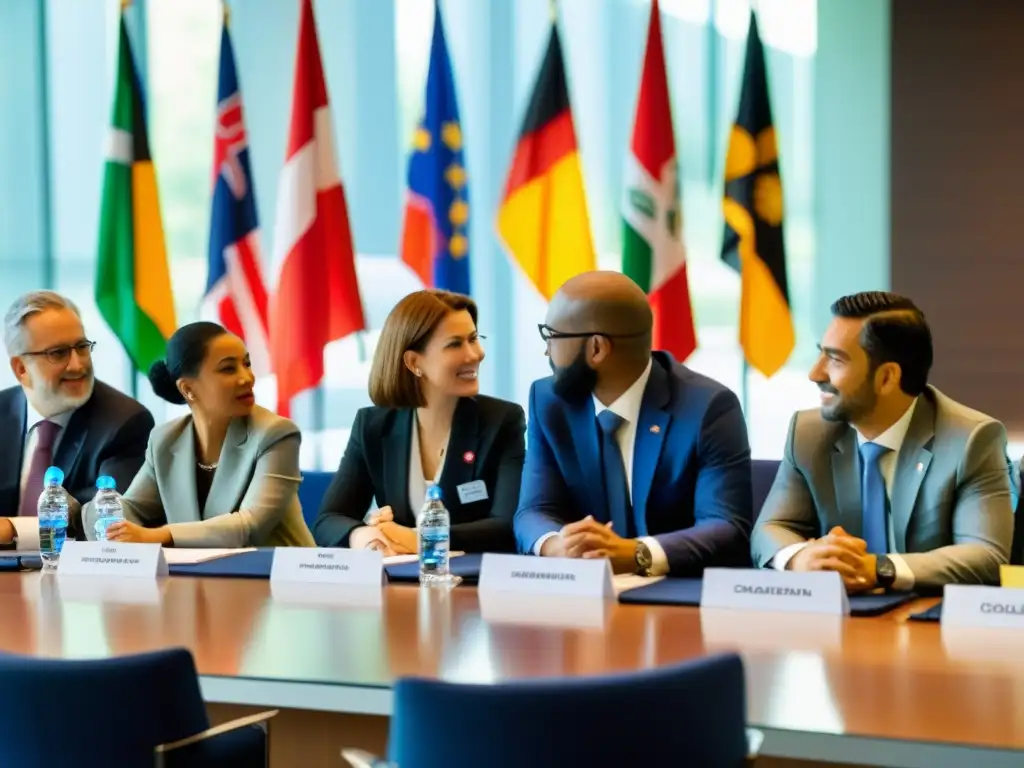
[
  {"xmin": 751, "ymin": 386, "xmax": 1013, "ymax": 588},
  {"xmin": 84, "ymin": 405, "xmax": 314, "ymax": 548}
]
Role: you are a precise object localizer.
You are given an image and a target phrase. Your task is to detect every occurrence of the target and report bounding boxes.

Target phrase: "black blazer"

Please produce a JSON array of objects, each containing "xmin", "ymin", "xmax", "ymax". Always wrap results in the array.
[
  {"xmin": 0, "ymin": 380, "xmax": 155, "ymax": 538},
  {"xmin": 313, "ymin": 395, "xmax": 525, "ymax": 553}
]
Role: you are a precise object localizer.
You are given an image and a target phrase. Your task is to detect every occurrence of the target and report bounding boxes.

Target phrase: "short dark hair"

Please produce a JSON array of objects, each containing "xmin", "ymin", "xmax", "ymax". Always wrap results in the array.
[
  {"xmin": 830, "ymin": 291, "xmax": 932, "ymax": 396},
  {"xmin": 147, "ymin": 321, "xmax": 228, "ymax": 404},
  {"xmin": 368, "ymin": 290, "xmax": 478, "ymax": 409}
]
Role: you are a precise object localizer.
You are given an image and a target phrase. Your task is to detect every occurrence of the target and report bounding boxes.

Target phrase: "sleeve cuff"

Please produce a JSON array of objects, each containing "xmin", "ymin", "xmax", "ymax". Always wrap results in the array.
[
  {"xmin": 769, "ymin": 541, "xmax": 808, "ymax": 571},
  {"xmin": 889, "ymin": 553, "xmax": 915, "ymax": 591},
  {"xmin": 533, "ymin": 531, "xmax": 558, "ymax": 556},
  {"xmin": 10, "ymin": 518, "xmax": 40, "ymax": 551},
  {"xmin": 639, "ymin": 536, "xmax": 669, "ymax": 576}
]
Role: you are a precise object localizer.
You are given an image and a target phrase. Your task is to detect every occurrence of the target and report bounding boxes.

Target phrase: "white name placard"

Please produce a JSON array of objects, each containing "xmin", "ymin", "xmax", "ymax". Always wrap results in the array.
[
  {"xmin": 700, "ymin": 568, "xmax": 850, "ymax": 616},
  {"xmin": 270, "ymin": 547, "xmax": 384, "ymax": 586},
  {"xmin": 477, "ymin": 553, "xmax": 613, "ymax": 599},
  {"xmin": 57, "ymin": 541, "xmax": 168, "ymax": 579},
  {"xmin": 941, "ymin": 585, "xmax": 1024, "ymax": 629}
]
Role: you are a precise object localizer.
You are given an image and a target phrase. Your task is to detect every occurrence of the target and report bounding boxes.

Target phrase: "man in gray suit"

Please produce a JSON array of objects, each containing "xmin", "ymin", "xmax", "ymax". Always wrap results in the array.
[{"xmin": 752, "ymin": 292, "xmax": 1012, "ymax": 591}]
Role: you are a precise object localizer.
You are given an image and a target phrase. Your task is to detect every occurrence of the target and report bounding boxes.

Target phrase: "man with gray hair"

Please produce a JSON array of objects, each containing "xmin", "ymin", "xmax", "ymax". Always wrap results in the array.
[{"xmin": 1, "ymin": 290, "xmax": 154, "ymax": 549}]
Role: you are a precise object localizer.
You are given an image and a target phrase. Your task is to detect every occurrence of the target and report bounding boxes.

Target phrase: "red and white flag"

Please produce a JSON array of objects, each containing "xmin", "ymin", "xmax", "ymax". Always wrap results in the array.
[
  {"xmin": 621, "ymin": 0, "xmax": 697, "ymax": 361},
  {"xmin": 269, "ymin": 0, "xmax": 366, "ymax": 417}
]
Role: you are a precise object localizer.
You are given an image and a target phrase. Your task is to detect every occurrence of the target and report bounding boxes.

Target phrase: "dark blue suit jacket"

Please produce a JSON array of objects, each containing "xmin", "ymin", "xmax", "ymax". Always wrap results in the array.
[{"xmin": 513, "ymin": 352, "xmax": 753, "ymax": 575}]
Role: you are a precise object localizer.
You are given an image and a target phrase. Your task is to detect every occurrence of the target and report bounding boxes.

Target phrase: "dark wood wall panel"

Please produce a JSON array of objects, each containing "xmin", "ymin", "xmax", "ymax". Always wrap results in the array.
[{"xmin": 891, "ymin": 0, "xmax": 1024, "ymax": 434}]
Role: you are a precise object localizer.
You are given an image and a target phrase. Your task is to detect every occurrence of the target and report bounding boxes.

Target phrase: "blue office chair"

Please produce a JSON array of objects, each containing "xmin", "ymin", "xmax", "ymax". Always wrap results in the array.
[
  {"xmin": 0, "ymin": 647, "xmax": 274, "ymax": 768},
  {"xmin": 298, "ymin": 470, "xmax": 335, "ymax": 530},
  {"xmin": 344, "ymin": 653, "xmax": 757, "ymax": 768},
  {"xmin": 751, "ymin": 459, "xmax": 781, "ymax": 522}
]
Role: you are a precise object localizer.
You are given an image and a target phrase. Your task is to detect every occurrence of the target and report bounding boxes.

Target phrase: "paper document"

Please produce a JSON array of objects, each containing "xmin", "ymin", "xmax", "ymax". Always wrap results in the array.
[
  {"xmin": 162, "ymin": 548, "xmax": 256, "ymax": 565},
  {"xmin": 383, "ymin": 551, "xmax": 465, "ymax": 566},
  {"xmin": 612, "ymin": 574, "xmax": 666, "ymax": 595}
]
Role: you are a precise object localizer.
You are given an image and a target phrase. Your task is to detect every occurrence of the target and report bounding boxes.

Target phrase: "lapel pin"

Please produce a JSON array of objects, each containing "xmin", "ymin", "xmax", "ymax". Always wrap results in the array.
[
  {"xmin": 650, "ymin": 425, "xmax": 661, "ymax": 434},
  {"xmin": 916, "ymin": 462, "xmax": 923, "ymax": 472},
  {"xmin": 463, "ymin": 451, "xmax": 475, "ymax": 464}
]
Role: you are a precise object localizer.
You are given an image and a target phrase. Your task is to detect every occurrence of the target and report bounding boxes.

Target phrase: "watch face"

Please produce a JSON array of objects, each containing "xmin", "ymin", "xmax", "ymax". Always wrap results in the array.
[{"xmin": 636, "ymin": 543, "xmax": 653, "ymax": 569}]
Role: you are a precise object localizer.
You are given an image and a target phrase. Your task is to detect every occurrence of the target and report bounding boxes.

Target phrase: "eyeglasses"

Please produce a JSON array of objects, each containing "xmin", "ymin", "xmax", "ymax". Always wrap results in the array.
[
  {"xmin": 21, "ymin": 340, "xmax": 96, "ymax": 365},
  {"xmin": 537, "ymin": 324, "xmax": 647, "ymax": 343}
]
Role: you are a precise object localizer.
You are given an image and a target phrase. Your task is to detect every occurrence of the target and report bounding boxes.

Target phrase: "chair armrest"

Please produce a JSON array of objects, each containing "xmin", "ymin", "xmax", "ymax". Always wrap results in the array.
[
  {"xmin": 154, "ymin": 710, "xmax": 278, "ymax": 768},
  {"xmin": 746, "ymin": 727, "xmax": 764, "ymax": 764},
  {"xmin": 341, "ymin": 748, "xmax": 394, "ymax": 768}
]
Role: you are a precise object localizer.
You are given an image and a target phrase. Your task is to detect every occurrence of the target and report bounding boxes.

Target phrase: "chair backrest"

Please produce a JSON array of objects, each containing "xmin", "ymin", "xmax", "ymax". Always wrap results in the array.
[
  {"xmin": 751, "ymin": 459, "xmax": 781, "ymax": 522},
  {"xmin": 298, "ymin": 470, "xmax": 334, "ymax": 529},
  {"xmin": 0, "ymin": 648, "xmax": 208, "ymax": 768},
  {"xmin": 388, "ymin": 653, "xmax": 748, "ymax": 768}
]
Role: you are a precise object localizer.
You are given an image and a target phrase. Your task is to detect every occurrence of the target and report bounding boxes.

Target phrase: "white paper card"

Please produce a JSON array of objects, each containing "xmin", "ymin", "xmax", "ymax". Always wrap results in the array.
[
  {"xmin": 162, "ymin": 547, "xmax": 256, "ymax": 565},
  {"xmin": 700, "ymin": 568, "xmax": 850, "ymax": 616},
  {"xmin": 477, "ymin": 553, "xmax": 613, "ymax": 599},
  {"xmin": 941, "ymin": 584, "xmax": 1024, "ymax": 629},
  {"xmin": 57, "ymin": 541, "xmax": 168, "ymax": 579},
  {"xmin": 270, "ymin": 547, "xmax": 384, "ymax": 586}
]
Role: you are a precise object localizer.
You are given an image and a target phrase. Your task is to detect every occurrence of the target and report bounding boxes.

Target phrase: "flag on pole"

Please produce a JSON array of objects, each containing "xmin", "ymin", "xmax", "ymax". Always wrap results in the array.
[
  {"xmin": 269, "ymin": 0, "xmax": 366, "ymax": 417},
  {"xmin": 721, "ymin": 11, "xmax": 794, "ymax": 378},
  {"xmin": 622, "ymin": 0, "xmax": 696, "ymax": 361},
  {"xmin": 203, "ymin": 20, "xmax": 271, "ymax": 377},
  {"xmin": 496, "ymin": 19, "xmax": 595, "ymax": 301},
  {"xmin": 95, "ymin": 12, "xmax": 176, "ymax": 375},
  {"xmin": 400, "ymin": 4, "xmax": 470, "ymax": 295}
]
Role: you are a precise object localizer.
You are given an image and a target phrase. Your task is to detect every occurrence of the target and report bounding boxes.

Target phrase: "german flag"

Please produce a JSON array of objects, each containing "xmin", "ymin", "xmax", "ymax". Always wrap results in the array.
[
  {"xmin": 721, "ymin": 12, "xmax": 794, "ymax": 378},
  {"xmin": 96, "ymin": 12, "xmax": 176, "ymax": 375},
  {"xmin": 497, "ymin": 22, "xmax": 595, "ymax": 301}
]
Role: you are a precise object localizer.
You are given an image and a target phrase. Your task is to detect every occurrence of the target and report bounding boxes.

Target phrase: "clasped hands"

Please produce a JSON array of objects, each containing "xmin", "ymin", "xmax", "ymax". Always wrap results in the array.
[
  {"xmin": 540, "ymin": 515, "xmax": 637, "ymax": 574},
  {"xmin": 350, "ymin": 507, "xmax": 417, "ymax": 556},
  {"xmin": 788, "ymin": 526, "xmax": 878, "ymax": 593}
]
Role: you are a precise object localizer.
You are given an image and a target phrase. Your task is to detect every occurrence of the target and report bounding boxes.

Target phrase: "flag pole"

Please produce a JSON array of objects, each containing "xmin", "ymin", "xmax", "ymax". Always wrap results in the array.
[
  {"xmin": 549, "ymin": 0, "xmax": 557, "ymax": 22},
  {"xmin": 222, "ymin": 0, "xmax": 230, "ymax": 27},
  {"xmin": 740, "ymin": 357, "xmax": 749, "ymax": 417},
  {"xmin": 313, "ymin": 384, "xmax": 324, "ymax": 470}
]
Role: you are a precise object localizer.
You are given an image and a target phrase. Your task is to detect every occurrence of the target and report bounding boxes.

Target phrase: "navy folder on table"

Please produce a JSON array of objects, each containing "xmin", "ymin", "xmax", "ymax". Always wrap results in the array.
[
  {"xmin": 908, "ymin": 601, "xmax": 942, "ymax": 622},
  {"xmin": 618, "ymin": 577, "xmax": 916, "ymax": 617},
  {"xmin": 384, "ymin": 552, "xmax": 483, "ymax": 583}
]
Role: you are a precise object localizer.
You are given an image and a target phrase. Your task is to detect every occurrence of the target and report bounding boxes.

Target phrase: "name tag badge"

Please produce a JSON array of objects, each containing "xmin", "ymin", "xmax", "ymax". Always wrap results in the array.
[
  {"xmin": 941, "ymin": 584, "xmax": 1024, "ymax": 629},
  {"xmin": 270, "ymin": 547, "xmax": 385, "ymax": 586},
  {"xmin": 700, "ymin": 568, "xmax": 850, "ymax": 616},
  {"xmin": 456, "ymin": 480, "xmax": 489, "ymax": 505},
  {"xmin": 477, "ymin": 553, "xmax": 613, "ymax": 600},
  {"xmin": 57, "ymin": 541, "xmax": 168, "ymax": 579}
]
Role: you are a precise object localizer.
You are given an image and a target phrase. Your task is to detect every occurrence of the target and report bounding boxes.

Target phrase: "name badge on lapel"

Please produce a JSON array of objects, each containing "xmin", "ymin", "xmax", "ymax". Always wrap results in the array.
[{"xmin": 456, "ymin": 480, "xmax": 488, "ymax": 505}]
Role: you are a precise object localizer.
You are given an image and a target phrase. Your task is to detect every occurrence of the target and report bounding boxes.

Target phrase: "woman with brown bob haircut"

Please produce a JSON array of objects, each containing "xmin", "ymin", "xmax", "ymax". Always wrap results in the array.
[{"xmin": 313, "ymin": 289, "xmax": 525, "ymax": 554}]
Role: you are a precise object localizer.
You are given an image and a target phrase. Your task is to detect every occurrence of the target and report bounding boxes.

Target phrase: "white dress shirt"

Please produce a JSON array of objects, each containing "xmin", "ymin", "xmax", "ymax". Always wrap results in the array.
[
  {"xmin": 535, "ymin": 360, "xmax": 670, "ymax": 576},
  {"xmin": 771, "ymin": 398, "xmax": 919, "ymax": 590},
  {"xmin": 407, "ymin": 412, "xmax": 450, "ymax": 517},
  {"xmin": 13, "ymin": 404, "xmax": 74, "ymax": 550}
]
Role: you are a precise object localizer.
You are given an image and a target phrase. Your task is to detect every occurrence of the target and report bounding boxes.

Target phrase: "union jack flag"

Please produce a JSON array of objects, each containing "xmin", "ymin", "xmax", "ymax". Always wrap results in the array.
[{"xmin": 203, "ymin": 23, "xmax": 271, "ymax": 376}]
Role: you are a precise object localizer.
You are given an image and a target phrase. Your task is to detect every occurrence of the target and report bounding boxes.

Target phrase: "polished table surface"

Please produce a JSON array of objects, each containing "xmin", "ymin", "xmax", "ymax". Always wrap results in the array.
[{"xmin": 2, "ymin": 572, "xmax": 1024, "ymax": 765}]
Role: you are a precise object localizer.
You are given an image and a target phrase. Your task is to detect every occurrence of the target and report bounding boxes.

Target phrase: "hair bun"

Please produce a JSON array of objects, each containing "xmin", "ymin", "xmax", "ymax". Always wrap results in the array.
[{"xmin": 147, "ymin": 360, "xmax": 186, "ymax": 405}]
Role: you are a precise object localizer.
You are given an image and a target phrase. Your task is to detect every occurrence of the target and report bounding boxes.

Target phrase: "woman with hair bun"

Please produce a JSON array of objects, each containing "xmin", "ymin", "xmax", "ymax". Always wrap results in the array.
[{"xmin": 86, "ymin": 321, "xmax": 314, "ymax": 548}]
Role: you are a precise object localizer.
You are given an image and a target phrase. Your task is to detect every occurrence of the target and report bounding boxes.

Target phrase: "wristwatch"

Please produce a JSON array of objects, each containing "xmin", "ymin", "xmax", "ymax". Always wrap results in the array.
[
  {"xmin": 635, "ymin": 540, "xmax": 653, "ymax": 576},
  {"xmin": 875, "ymin": 555, "xmax": 896, "ymax": 589}
]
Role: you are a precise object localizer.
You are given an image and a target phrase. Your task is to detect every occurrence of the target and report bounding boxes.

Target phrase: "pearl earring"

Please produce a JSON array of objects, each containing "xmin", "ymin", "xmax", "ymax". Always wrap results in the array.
[{"xmin": 415, "ymin": 369, "xmax": 422, "ymax": 377}]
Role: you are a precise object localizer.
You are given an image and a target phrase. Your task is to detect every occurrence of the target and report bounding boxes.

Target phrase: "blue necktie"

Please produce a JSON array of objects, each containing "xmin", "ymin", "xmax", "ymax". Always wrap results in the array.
[
  {"xmin": 859, "ymin": 441, "xmax": 890, "ymax": 555},
  {"xmin": 597, "ymin": 410, "xmax": 633, "ymax": 538}
]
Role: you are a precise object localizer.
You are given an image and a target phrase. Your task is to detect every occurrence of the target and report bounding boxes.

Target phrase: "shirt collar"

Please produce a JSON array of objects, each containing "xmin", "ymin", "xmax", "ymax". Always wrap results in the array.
[
  {"xmin": 592, "ymin": 359, "xmax": 653, "ymax": 426},
  {"xmin": 25, "ymin": 401, "xmax": 74, "ymax": 433},
  {"xmin": 855, "ymin": 397, "xmax": 918, "ymax": 453}
]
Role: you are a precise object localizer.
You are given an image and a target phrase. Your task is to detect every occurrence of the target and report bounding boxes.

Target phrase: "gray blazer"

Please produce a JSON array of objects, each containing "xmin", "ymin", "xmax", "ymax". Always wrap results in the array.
[
  {"xmin": 85, "ymin": 406, "xmax": 314, "ymax": 548},
  {"xmin": 751, "ymin": 386, "xmax": 1013, "ymax": 588}
]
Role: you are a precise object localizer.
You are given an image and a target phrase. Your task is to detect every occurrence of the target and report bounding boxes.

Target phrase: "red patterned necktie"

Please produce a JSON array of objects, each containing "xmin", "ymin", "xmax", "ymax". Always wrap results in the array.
[{"xmin": 19, "ymin": 420, "xmax": 61, "ymax": 517}]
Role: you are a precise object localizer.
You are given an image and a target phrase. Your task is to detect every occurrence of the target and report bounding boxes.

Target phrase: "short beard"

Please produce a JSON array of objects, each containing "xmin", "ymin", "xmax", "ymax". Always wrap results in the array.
[
  {"xmin": 25, "ymin": 369, "xmax": 95, "ymax": 417},
  {"xmin": 820, "ymin": 380, "xmax": 877, "ymax": 424},
  {"xmin": 551, "ymin": 346, "xmax": 597, "ymax": 403}
]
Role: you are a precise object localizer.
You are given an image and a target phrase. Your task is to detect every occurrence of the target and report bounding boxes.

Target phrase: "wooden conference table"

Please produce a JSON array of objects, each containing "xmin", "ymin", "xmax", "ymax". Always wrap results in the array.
[{"xmin": 0, "ymin": 571, "xmax": 1023, "ymax": 768}]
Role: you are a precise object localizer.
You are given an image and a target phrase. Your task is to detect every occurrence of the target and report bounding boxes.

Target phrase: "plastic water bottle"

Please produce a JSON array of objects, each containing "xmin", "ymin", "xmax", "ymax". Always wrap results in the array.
[
  {"xmin": 418, "ymin": 484, "xmax": 451, "ymax": 584},
  {"xmin": 92, "ymin": 475, "xmax": 124, "ymax": 541},
  {"xmin": 38, "ymin": 467, "xmax": 69, "ymax": 570}
]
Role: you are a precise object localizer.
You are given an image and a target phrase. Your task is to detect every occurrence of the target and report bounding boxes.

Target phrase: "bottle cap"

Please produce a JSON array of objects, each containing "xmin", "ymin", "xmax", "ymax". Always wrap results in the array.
[
  {"xmin": 96, "ymin": 475, "xmax": 116, "ymax": 490},
  {"xmin": 43, "ymin": 466, "xmax": 64, "ymax": 487},
  {"xmin": 426, "ymin": 484, "xmax": 442, "ymax": 502}
]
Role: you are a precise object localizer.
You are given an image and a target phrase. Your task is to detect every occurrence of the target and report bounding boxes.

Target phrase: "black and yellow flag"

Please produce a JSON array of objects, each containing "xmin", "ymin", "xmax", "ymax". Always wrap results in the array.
[{"xmin": 721, "ymin": 12, "xmax": 794, "ymax": 378}]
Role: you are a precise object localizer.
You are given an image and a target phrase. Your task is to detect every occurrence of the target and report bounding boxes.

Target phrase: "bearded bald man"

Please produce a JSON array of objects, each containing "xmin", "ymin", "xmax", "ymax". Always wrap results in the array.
[{"xmin": 513, "ymin": 271, "xmax": 753, "ymax": 576}]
